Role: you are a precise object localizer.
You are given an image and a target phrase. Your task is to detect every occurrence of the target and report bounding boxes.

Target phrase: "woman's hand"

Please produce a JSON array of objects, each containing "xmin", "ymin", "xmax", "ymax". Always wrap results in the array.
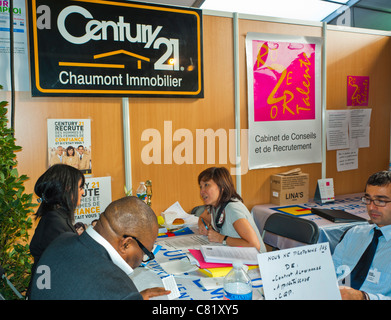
[
  {"xmin": 198, "ymin": 221, "xmax": 208, "ymax": 235},
  {"xmin": 198, "ymin": 210, "xmax": 210, "ymax": 236},
  {"xmin": 207, "ymin": 228, "xmax": 224, "ymax": 243}
]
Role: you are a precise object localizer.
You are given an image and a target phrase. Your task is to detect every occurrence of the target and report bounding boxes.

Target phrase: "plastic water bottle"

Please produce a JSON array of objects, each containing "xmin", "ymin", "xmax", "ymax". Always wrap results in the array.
[
  {"xmin": 223, "ymin": 261, "xmax": 252, "ymax": 300},
  {"xmin": 136, "ymin": 182, "xmax": 147, "ymax": 203}
]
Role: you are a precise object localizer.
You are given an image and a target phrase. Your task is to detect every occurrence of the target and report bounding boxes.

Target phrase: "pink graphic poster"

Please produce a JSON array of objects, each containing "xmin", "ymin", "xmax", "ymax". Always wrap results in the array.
[
  {"xmin": 252, "ymin": 40, "xmax": 316, "ymax": 122},
  {"xmin": 347, "ymin": 76, "xmax": 369, "ymax": 106}
]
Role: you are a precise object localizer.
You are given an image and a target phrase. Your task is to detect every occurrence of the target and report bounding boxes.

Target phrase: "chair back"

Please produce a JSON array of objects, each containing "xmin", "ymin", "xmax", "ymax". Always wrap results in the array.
[{"xmin": 262, "ymin": 212, "xmax": 319, "ymax": 245}]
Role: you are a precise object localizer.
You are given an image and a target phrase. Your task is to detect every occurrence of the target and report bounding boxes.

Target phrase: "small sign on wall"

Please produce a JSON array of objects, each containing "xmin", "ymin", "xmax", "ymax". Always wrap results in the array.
[{"xmin": 347, "ymin": 76, "xmax": 369, "ymax": 106}]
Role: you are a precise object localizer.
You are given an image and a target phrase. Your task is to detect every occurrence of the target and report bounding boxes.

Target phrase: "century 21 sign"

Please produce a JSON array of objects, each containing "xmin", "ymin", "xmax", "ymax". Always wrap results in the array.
[{"xmin": 28, "ymin": 0, "xmax": 203, "ymax": 97}]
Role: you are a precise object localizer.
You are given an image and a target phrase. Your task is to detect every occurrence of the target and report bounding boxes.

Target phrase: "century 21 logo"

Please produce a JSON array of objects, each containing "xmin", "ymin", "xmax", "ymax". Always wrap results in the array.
[{"xmin": 35, "ymin": 5, "xmax": 180, "ymax": 71}]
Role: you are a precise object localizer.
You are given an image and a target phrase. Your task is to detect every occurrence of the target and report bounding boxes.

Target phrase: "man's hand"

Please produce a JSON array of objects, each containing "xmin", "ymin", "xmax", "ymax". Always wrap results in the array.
[
  {"xmin": 140, "ymin": 287, "xmax": 171, "ymax": 300},
  {"xmin": 339, "ymin": 286, "xmax": 366, "ymax": 300}
]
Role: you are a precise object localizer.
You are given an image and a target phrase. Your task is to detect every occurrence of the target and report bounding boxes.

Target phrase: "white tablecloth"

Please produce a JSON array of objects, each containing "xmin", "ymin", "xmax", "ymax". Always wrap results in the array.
[
  {"xmin": 251, "ymin": 193, "xmax": 370, "ymax": 253},
  {"xmin": 130, "ymin": 227, "xmax": 264, "ymax": 300}
]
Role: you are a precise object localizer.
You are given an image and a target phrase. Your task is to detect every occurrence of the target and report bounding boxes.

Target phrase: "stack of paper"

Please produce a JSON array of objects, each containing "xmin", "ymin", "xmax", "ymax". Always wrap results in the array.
[
  {"xmin": 200, "ymin": 245, "xmax": 259, "ymax": 265},
  {"xmin": 187, "ymin": 246, "xmax": 259, "ymax": 277}
]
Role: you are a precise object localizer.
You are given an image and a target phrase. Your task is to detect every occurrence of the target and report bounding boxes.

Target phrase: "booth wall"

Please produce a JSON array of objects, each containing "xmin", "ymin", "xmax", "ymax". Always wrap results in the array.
[
  {"xmin": 7, "ymin": 14, "xmax": 391, "ymax": 222},
  {"xmin": 326, "ymin": 29, "xmax": 391, "ymax": 195}
]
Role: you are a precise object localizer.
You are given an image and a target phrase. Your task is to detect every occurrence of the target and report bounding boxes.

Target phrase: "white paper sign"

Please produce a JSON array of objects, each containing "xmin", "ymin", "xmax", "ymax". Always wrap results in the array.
[
  {"xmin": 257, "ymin": 243, "xmax": 341, "ymax": 300},
  {"xmin": 326, "ymin": 110, "xmax": 350, "ymax": 150},
  {"xmin": 349, "ymin": 107, "xmax": 371, "ymax": 148},
  {"xmin": 75, "ymin": 176, "xmax": 112, "ymax": 225},
  {"xmin": 0, "ymin": 0, "xmax": 29, "ymax": 91},
  {"xmin": 337, "ymin": 148, "xmax": 358, "ymax": 172},
  {"xmin": 314, "ymin": 178, "xmax": 335, "ymax": 203},
  {"xmin": 349, "ymin": 108, "xmax": 371, "ymax": 149}
]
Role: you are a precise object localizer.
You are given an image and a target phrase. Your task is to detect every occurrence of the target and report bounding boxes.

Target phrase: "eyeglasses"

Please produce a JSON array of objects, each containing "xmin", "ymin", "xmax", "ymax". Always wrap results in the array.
[
  {"xmin": 361, "ymin": 196, "xmax": 391, "ymax": 207},
  {"xmin": 123, "ymin": 235, "xmax": 155, "ymax": 263}
]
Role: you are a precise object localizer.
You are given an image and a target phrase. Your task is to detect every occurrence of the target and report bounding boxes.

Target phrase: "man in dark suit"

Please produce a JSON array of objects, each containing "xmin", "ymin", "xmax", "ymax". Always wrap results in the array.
[{"xmin": 29, "ymin": 196, "xmax": 170, "ymax": 300}]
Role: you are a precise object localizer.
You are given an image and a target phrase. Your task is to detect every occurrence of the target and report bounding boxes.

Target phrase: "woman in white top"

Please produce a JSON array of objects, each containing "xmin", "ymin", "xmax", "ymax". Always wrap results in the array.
[{"xmin": 197, "ymin": 167, "xmax": 266, "ymax": 253}]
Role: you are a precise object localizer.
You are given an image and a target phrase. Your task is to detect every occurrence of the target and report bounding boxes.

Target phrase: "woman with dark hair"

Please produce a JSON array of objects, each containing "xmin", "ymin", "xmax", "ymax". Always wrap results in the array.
[
  {"xmin": 197, "ymin": 167, "xmax": 266, "ymax": 252},
  {"xmin": 29, "ymin": 164, "xmax": 85, "ymax": 264}
]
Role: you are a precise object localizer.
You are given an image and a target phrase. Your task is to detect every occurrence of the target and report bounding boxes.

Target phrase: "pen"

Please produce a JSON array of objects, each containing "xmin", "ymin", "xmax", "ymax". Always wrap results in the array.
[{"xmin": 201, "ymin": 218, "xmax": 209, "ymax": 230}]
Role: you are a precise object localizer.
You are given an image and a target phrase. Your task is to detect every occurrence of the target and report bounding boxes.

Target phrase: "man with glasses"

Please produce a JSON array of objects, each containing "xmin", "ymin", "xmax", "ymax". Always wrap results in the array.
[
  {"xmin": 29, "ymin": 196, "xmax": 170, "ymax": 300},
  {"xmin": 333, "ymin": 171, "xmax": 391, "ymax": 300}
]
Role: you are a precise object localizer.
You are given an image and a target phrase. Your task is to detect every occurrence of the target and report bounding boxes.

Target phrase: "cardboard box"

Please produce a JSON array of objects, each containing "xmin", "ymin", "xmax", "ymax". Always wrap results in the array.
[{"xmin": 270, "ymin": 168, "xmax": 309, "ymax": 205}]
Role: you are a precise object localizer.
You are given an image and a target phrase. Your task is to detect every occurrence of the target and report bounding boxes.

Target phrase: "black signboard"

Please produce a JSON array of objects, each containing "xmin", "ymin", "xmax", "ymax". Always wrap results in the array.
[{"xmin": 28, "ymin": 0, "xmax": 203, "ymax": 97}]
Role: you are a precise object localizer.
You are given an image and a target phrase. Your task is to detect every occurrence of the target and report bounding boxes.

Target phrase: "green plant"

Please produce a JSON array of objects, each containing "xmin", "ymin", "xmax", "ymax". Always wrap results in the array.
[{"xmin": 0, "ymin": 85, "xmax": 36, "ymax": 299}]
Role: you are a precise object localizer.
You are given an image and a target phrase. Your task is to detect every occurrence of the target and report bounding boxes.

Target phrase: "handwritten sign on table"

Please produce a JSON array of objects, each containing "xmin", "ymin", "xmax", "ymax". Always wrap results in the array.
[{"xmin": 257, "ymin": 243, "xmax": 341, "ymax": 300}]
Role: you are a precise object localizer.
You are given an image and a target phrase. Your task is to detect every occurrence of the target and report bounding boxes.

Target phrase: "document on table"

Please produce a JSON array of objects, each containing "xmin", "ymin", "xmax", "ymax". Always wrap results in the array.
[
  {"xmin": 200, "ymin": 245, "xmax": 259, "ymax": 265},
  {"xmin": 162, "ymin": 275, "xmax": 180, "ymax": 300},
  {"xmin": 156, "ymin": 234, "xmax": 211, "ymax": 250}
]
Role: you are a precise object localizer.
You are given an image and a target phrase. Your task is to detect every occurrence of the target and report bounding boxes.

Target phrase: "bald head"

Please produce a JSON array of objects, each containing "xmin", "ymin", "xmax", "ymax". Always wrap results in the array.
[{"xmin": 96, "ymin": 196, "xmax": 158, "ymax": 242}]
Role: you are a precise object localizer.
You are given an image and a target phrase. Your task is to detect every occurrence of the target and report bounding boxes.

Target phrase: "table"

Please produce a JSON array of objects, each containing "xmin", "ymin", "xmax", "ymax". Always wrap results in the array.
[
  {"xmin": 251, "ymin": 193, "xmax": 370, "ymax": 253},
  {"xmin": 130, "ymin": 227, "xmax": 264, "ymax": 300}
]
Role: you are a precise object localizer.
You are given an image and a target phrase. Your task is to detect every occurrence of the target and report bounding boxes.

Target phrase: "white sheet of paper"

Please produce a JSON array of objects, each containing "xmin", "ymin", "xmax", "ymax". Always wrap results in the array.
[
  {"xmin": 337, "ymin": 148, "xmax": 358, "ymax": 172},
  {"xmin": 164, "ymin": 201, "xmax": 188, "ymax": 217},
  {"xmin": 200, "ymin": 245, "xmax": 259, "ymax": 265},
  {"xmin": 257, "ymin": 243, "xmax": 341, "ymax": 300},
  {"xmin": 326, "ymin": 110, "xmax": 350, "ymax": 150},
  {"xmin": 349, "ymin": 127, "xmax": 370, "ymax": 148},
  {"xmin": 349, "ymin": 109, "xmax": 371, "ymax": 148},
  {"xmin": 162, "ymin": 275, "xmax": 180, "ymax": 300},
  {"xmin": 163, "ymin": 201, "xmax": 199, "ymax": 225},
  {"xmin": 156, "ymin": 234, "xmax": 211, "ymax": 250}
]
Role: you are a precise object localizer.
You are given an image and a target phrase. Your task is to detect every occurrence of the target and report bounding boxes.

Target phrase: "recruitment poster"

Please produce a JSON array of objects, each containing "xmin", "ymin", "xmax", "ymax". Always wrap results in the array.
[
  {"xmin": 47, "ymin": 119, "xmax": 92, "ymax": 174},
  {"xmin": 246, "ymin": 33, "xmax": 322, "ymax": 169},
  {"xmin": 27, "ymin": 0, "xmax": 203, "ymax": 97},
  {"xmin": 75, "ymin": 176, "xmax": 111, "ymax": 225}
]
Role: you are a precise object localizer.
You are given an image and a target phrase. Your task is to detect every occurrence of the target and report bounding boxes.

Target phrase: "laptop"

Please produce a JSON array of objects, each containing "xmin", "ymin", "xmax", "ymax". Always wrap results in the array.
[{"xmin": 311, "ymin": 207, "xmax": 368, "ymax": 223}]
